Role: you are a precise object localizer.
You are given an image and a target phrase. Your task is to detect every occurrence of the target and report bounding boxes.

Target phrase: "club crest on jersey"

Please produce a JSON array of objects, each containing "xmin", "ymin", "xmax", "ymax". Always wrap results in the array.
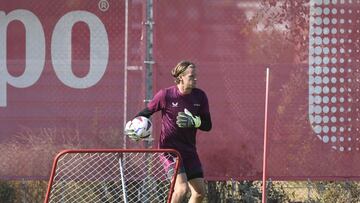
[{"xmin": 171, "ymin": 102, "xmax": 179, "ymax": 107}]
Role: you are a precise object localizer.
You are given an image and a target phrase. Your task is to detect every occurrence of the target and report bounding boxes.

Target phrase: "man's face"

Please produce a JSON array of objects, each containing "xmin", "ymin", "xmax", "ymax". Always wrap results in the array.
[{"xmin": 180, "ymin": 67, "xmax": 197, "ymax": 90}]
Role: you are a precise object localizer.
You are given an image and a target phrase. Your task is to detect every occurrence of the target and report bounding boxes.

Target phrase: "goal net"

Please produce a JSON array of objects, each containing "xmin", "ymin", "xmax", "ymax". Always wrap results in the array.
[{"xmin": 44, "ymin": 149, "xmax": 181, "ymax": 203}]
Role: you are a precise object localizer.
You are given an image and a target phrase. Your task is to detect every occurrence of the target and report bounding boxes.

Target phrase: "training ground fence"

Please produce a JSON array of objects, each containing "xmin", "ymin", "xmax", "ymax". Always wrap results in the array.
[{"xmin": 2, "ymin": 1, "xmax": 360, "ymax": 202}]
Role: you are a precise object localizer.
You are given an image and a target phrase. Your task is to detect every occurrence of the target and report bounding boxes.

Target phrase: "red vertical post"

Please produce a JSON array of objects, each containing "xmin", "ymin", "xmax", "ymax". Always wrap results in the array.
[{"xmin": 262, "ymin": 68, "xmax": 270, "ymax": 203}]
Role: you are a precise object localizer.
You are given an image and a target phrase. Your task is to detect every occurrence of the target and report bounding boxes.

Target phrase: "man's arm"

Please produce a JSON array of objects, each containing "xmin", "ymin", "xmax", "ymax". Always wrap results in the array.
[
  {"xmin": 199, "ymin": 113, "xmax": 212, "ymax": 131},
  {"xmin": 135, "ymin": 107, "xmax": 154, "ymax": 118}
]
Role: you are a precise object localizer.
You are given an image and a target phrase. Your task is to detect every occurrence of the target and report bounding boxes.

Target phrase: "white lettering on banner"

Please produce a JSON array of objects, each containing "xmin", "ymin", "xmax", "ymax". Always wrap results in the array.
[
  {"xmin": 0, "ymin": 10, "xmax": 109, "ymax": 107},
  {"xmin": 0, "ymin": 9, "xmax": 45, "ymax": 107},
  {"xmin": 52, "ymin": 11, "xmax": 109, "ymax": 89}
]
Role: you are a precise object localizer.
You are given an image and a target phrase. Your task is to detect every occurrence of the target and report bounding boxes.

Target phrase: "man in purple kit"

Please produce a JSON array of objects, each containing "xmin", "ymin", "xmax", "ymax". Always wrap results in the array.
[{"xmin": 125, "ymin": 61, "xmax": 212, "ymax": 203}]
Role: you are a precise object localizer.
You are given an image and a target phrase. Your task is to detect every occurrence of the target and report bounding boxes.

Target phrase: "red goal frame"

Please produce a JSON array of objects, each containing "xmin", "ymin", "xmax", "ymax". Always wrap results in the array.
[{"xmin": 44, "ymin": 148, "xmax": 181, "ymax": 203}]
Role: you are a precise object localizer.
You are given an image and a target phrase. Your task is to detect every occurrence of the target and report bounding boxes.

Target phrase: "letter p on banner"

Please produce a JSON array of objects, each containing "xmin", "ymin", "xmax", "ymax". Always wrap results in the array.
[{"xmin": 0, "ymin": 10, "xmax": 45, "ymax": 107}]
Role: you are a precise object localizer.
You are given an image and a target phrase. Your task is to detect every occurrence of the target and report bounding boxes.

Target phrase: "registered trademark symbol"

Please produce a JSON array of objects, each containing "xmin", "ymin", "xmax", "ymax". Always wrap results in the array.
[{"xmin": 98, "ymin": 0, "xmax": 109, "ymax": 12}]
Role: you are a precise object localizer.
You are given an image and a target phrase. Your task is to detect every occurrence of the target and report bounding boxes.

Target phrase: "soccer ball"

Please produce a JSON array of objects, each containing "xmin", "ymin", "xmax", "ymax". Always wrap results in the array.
[{"xmin": 126, "ymin": 116, "xmax": 152, "ymax": 140}]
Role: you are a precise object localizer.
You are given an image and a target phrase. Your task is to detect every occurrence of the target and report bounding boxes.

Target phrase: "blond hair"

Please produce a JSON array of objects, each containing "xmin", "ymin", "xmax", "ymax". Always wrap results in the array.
[{"xmin": 171, "ymin": 61, "xmax": 195, "ymax": 84}]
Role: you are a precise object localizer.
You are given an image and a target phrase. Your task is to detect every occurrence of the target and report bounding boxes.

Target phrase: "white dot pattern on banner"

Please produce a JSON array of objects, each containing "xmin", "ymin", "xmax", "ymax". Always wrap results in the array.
[{"xmin": 309, "ymin": 0, "xmax": 359, "ymax": 152}]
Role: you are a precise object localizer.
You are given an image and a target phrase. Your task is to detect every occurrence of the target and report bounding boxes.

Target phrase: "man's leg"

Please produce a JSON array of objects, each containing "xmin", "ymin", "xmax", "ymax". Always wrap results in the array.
[
  {"xmin": 188, "ymin": 178, "xmax": 206, "ymax": 203},
  {"xmin": 171, "ymin": 173, "xmax": 188, "ymax": 203}
]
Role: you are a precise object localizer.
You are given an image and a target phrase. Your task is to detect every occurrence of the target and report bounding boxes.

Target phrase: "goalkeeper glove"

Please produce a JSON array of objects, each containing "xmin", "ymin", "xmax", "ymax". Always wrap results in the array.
[
  {"xmin": 176, "ymin": 108, "xmax": 201, "ymax": 128},
  {"xmin": 124, "ymin": 120, "xmax": 140, "ymax": 141}
]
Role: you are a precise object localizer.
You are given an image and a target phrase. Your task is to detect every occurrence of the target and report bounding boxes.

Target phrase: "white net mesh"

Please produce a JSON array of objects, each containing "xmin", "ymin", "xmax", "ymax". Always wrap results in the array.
[{"xmin": 45, "ymin": 149, "xmax": 179, "ymax": 203}]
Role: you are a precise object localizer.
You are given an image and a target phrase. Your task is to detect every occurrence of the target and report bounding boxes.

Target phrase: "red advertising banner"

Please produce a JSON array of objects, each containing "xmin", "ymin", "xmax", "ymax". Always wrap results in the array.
[
  {"xmin": 153, "ymin": 0, "xmax": 360, "ymax": 181},
  {"xmin": 0, "ymin": 0, "xmax": 128, "ymax": 179},
  {"xmin": 2, "ymin": 0, "xmax": 360, "ymax": 181}
]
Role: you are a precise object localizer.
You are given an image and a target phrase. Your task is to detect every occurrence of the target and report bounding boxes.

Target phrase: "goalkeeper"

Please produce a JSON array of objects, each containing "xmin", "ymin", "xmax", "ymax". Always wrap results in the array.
[{"xmin": 125, "ymin": 60, "xmax": 212, "ymax": 203}]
